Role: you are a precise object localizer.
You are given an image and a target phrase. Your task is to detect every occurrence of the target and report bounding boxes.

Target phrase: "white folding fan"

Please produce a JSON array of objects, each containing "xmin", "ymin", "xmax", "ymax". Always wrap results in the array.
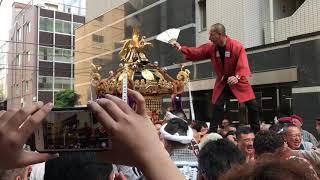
[{"xmin": 156, "ymin": 28, "xmax": 180, "ymax": 44}]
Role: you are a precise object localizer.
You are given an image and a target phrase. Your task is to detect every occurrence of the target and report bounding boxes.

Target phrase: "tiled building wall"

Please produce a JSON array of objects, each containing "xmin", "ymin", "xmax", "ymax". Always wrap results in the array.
[
  {"xmin": 196, "ymin": 0, "xmax": 268, "ymax": 48},
  {"xmin": 86, "ymin": 0, "xmax": 129, "ymax": 22},
  {"xmin": 264, "ymin": 0, "xmax": 320, "ymax": 43}
]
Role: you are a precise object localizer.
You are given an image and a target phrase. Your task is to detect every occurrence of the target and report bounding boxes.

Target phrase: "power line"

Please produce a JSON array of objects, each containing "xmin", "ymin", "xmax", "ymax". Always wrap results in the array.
[
  {"xmin": 0, "ymin": 61, "xmax": 122, "ymax": 73},
  {"xmin": 2, "ymin": 67, "xmax": 91, "ymax": 77},
  {"xmin": 0, "ymin": 61, "xmax": 123, "ymax": 75},
  {"xmin": 0, "ymin": 40, "xmax": 109, "ymax": 56},
  {"xmin": 0, "ymin": 51, "xmax": 74, "ymax": 58}
]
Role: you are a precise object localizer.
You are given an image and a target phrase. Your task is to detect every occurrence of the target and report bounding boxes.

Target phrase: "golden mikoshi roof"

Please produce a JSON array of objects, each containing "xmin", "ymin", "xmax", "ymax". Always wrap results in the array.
[{"xmin": 91, "ymin": 27, "xmax": 190, "ymax": 97}]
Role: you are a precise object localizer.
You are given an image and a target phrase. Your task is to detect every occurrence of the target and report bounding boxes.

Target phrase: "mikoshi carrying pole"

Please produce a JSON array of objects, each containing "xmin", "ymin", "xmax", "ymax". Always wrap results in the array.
[{"xmin": 187, "ymin": 78, "xmax": 195, "ymax": 121}]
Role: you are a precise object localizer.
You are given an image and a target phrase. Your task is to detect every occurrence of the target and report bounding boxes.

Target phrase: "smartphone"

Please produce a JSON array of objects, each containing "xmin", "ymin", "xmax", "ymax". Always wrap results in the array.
[{"xmin": 35, "ymin": 107, "xmax": 111, "ymax": 152}]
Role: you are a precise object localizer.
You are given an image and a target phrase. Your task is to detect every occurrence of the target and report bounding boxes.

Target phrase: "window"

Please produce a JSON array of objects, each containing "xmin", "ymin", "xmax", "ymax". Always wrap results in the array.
[
  {"xmin": 54, "ymin": 77, "xmax": 71, "ymax": 90},
  {"xmin": 198, "ymin": 0, "xmax": 207, "ymax": 31},
  {"xmin": 55, "ymin": 19, "xmax": 71, "ymax": 34},
  {"xmin": 39, "ymin": 46, "xmax": 53, "ymax": 61},
  {"xmin": 16, "ymin": 54, "xmax": 21, "ymax": 66},
  {"xmin": 73, "ymin": 22, "xmax": 82, "ymax": 34},
  {"xmin": 39, "ymin": 76, "xmax": 53, "ymax": 90},
  {"xmin": 25, "ymin": 51, "xmax": 30, "ymax": 62},
  {"xmin": 17, "ymin": 28, "xmax": 22, "ymax": 41},
  {"xmin": 26, "ymin": 22, "xmax": 31, "ymax": 33},
  {"xmin": 92, "ymin": 34, "xmax": 104, "ymax": 43},
  {"xmin": 55, "ymin": 48, "xmax": 72, "ymax": 63},
  {"xmin": 15, "ymin": 84, "xmax": 19, "ymax": 96},
  {"xmin": 25, "ymin": 81, "xmax": 29, "ymax": 92},
  {"xmin": 40, "ymin": 17, "xmax": 53, "ymax": 32}
]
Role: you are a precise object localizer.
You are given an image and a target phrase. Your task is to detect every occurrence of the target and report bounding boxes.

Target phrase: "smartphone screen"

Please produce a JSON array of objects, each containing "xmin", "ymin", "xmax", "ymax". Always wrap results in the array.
[{"xmin": 36, "ymin": 107, "xmax": 111, "ymax": 152}]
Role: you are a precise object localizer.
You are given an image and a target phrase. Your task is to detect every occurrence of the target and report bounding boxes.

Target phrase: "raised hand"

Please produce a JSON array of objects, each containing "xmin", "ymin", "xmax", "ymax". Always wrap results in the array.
[
  {"xmin": 88, "ymin": 89, "xmax": 185, "ymax": 180},
  {"xmin": 171, "ymin": 41, "xmax": 182, "ymax": 50},
  {"xmin": 227, "ymin": 76, "xmax": 239, "ymax": 85},
  {"xmin": 0, "ymin": 102, "xmax": 58, "ymax": 169}
]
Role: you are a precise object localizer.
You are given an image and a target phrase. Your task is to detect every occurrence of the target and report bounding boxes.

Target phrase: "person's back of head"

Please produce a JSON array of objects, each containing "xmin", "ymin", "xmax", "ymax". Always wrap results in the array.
[
  {"xmin": 199, "ymin": 133, "xmax": 223, "ymax": 149},
  {"xmin": 0, "ymin": 167, "xmax": 27, "ymax": 180},
  {"xmin": 170, "ymin": 110, "xmax": 187, "ymax": 121},
  {"xmin": 220, "ymin": 159, "xmax": 318, "ymax": 180},
  {"xmin": 161, "ymin": 118, "xmax": 193, "ymax": 152},
  {"xmin": 269, "ymin": 123, "xmax": 285, "ymax": 134},
  {"xmin": 253, "ymin": 131, "xmax": 285, "ymax": 158},
  {"xmin": 164, "ymin": 118, "xmax": 188, "ymax": 136},
  {"xmin": 198, "ymin": 139, "xmax": 245, "ymax": 180},
  {"xmin": 44, "ymin": 152, "xmax": 113, "ymax": 180}
]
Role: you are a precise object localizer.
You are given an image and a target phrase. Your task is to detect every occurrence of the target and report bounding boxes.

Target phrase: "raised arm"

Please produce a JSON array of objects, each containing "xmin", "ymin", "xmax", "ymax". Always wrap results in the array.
[
  {"xmin": 172, "ymin": 42, "xmax": 212, "ymax": 61},
  {"xmin": 88, "ymin": 89, "xmax": 185, "ymax": 180}
]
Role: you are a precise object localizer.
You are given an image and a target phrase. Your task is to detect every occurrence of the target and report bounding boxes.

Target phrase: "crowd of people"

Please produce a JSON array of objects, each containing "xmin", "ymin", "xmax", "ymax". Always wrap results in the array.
[{"xmin": 0, "ymin": 89, "xmax": 320, "ymax": 180}]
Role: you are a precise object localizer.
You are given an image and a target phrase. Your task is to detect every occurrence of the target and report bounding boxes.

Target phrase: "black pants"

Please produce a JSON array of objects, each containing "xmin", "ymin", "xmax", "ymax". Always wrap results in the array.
[{"xmin": 209, "ymin": 86, "xmax": 260, "ymax": 133}]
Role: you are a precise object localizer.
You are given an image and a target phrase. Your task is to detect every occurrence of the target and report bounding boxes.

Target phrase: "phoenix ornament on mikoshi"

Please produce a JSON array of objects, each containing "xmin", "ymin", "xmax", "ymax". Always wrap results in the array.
[{"xmin": 90, "ymin": 27, "xmax": 192, "ymax": 122}]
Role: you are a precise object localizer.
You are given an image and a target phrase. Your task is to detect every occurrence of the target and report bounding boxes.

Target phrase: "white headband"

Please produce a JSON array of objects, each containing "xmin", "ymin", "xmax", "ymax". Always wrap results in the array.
[
  {"xmin": 160, "ymin": 123, "xmax": 193, "ymax": 144},
  {"xmin": 164, "ymin": 111, "xmax": 179, "ymax": 121}
]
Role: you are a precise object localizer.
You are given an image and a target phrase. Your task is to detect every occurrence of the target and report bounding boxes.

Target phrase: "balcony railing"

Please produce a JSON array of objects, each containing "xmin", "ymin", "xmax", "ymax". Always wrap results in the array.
[{"xmin": 264, "ymin": 0, "xmax": 320, "ymax": 44}]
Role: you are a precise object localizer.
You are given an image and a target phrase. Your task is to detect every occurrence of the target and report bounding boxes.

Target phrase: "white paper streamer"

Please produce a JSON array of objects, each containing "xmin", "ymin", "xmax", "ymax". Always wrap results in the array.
[
  {"xmin": 160, "ymin": 123, "xmax": 193, "ymax": 144},
  {"xmin": 188, "ymin": 78, "xmax": 195, "ymax": 121},
  {"xmin": 122, "ymin": 73, "xmax": 128, "ymax": 103}
]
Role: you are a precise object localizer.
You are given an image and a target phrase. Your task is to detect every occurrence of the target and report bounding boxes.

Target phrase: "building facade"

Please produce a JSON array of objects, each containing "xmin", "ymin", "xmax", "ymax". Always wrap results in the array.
[
  {"xmin": 0, "ymin": 42, "xmax": 7, "ymax": 110},
  {"xmin": 189, "ymin": 0, "xmax": 319, "ymax": 131},
  {"xmin": 7, "ymin": 1, "xmax": 84, "ymax": 108},
  {"xmin": 75, "ymin": 0, "xmax": 196, "ymax": 110},
  {"xmin": 75, "ymin": 0, "xmax": 320, "ymax": 132}
]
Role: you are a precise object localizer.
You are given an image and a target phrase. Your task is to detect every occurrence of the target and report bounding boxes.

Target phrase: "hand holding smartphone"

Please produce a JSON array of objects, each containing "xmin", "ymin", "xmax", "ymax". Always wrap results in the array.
[{"xmin": 35, "ymin": 107, "xmax": 111, "ymax": 152}]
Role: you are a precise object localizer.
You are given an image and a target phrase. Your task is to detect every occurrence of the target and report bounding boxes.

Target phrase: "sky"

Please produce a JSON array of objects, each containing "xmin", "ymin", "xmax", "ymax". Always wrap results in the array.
[
  {"xmin": 0, "ymin": 0, "xmax": 85, "ymax": 43},
  {"xmin": 0, "ymin": 0, "xmax": 26, "ymax": 42}
]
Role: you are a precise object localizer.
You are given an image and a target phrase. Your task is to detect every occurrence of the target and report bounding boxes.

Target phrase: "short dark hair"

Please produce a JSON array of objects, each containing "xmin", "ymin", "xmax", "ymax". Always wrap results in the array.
[
  {"xmin": 211, "ymin": 23, "xmax": 226, "ymax": 35},
  {"xmin": 170, "ymin": 110, "xmax": 188, "ymax": 121},
  {"xmin": 236, "ymin": 126, "xmax": 253, "ymax": 139},
  {"xmin": 220, "ymin": 159, "xmax": 318, "ymax": 180},
  {"xmin": 164, "ymin": 118, "xmax": 188, "ymax": 136},
  {"xmin": 44, "ymin": 152, "xmax": 113, "ymax": 180},
  {"xmin": 198, "ymin": 139, "xmax": 245, "ymax": 180},
  {"xmin": 269, "ymin": 123, "xmax": 285, "ymax": 133},
  {"xmin": 254, "ymin": 131, "xmax": 284, "ymax": 156},
  {"xmin": 191, "ymin": 121, "xmax": 208, "ymax": 132},
  {"xmin": 283, "ymin": 123, "xmax": 299, "ymax": 134}
]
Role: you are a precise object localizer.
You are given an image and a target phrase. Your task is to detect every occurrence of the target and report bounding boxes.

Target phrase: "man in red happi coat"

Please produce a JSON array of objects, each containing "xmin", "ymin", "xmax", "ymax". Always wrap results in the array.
[{"xmin": 172, "ymin": 23, "xmax": 260, "ymax": 133}]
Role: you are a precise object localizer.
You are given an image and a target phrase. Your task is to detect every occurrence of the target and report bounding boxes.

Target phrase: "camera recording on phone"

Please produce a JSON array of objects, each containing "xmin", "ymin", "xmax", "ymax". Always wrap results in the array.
[{"xmin": 35, "ymin": 107, "xmax": 111, "ymax": 152}]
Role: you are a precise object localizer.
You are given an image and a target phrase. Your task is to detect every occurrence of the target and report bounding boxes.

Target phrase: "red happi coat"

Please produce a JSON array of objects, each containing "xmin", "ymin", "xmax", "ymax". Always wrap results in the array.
[{"xmin": 180, "ymin": 37, "xmax": 255, "ymax": 104}]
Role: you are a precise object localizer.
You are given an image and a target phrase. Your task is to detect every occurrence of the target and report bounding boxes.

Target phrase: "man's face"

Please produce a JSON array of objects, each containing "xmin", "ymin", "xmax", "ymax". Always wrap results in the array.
[
  {"xmin": 209, "ymin": 29, "xmax": 222, "ymax": 45},
  {"xmin": 237, "ymin": 133, "xmax": 255, "ymax": 155},
  {"xmin": 192, "ymin": 129, "xmax": 201, "ymax": 143},
  {"xmin": 292, "ymin": 118, "xmax": 302, "ymax": 127},
  {"xmin": 221, "ymin": 119, "xmax": 230, "ymax": 128},
  {"xmin": 285, "ymin": 127, "xmax": 302, "ymax": 150},
  {"xmin": 315, "ymin": 121, "xmax": 320, "ymax": 134}
]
